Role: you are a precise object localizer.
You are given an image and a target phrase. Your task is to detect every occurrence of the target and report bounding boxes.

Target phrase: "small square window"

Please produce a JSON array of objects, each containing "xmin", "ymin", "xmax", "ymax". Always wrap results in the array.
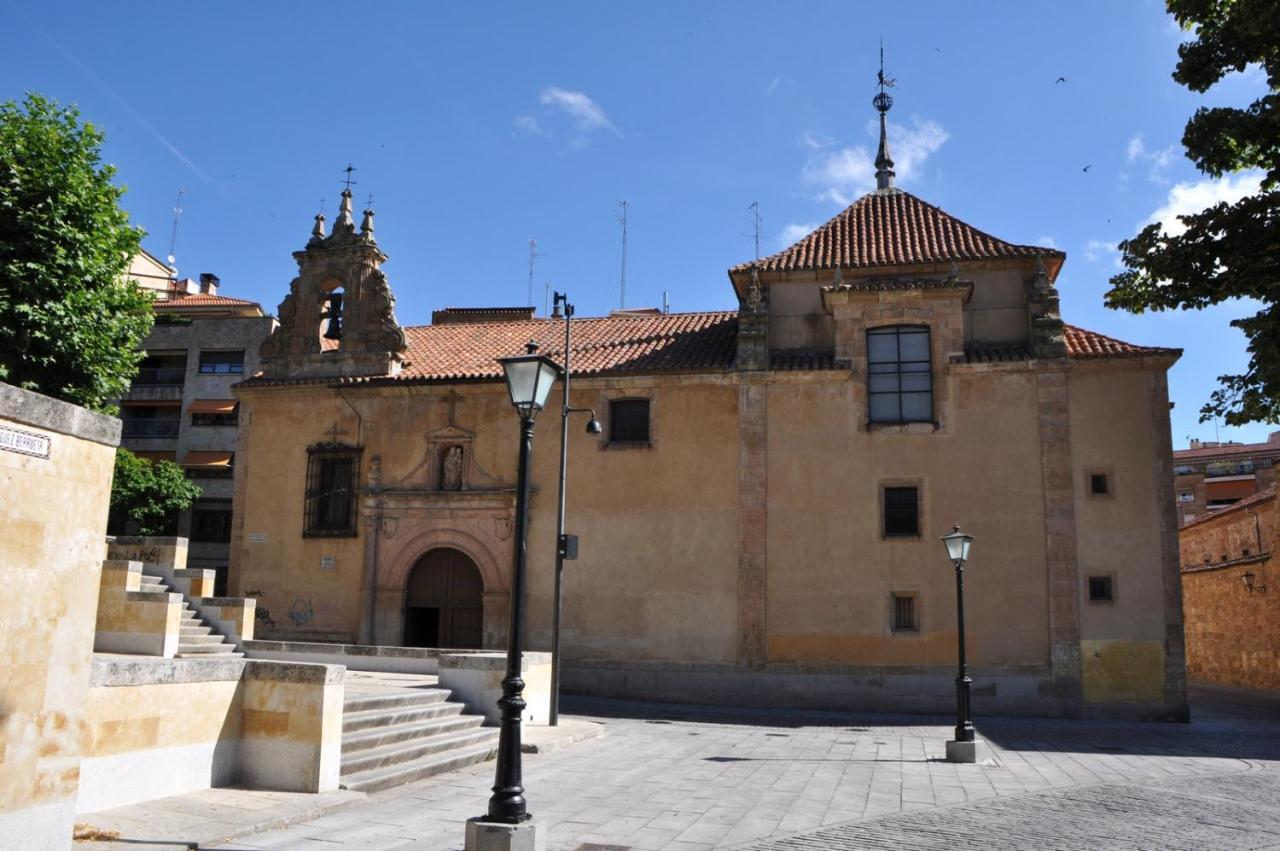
[
  {"xmin": 892, "ymin": 594, "xmax": 917, "ymax": 632},
  {"xmin": 609, "ymin": 399, "xmax": 650, "ymax": 443},
  {"xmin": 1088, "ymin": 575, "xmax": 1114, "ymax": 602},
  {"xmin": 1090, "ymin": 473, "xmax": 1110, "ymax": 495},
  {"xmin": 883, "ymin": 486, "xmax": 919, "ymax": 537}
]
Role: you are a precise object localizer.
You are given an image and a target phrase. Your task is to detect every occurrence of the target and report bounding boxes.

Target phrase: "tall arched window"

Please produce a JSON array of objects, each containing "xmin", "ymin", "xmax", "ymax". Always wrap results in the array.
[{"xmin": 867, "ymin": 325, "xmax": 932, "ymax": 423}]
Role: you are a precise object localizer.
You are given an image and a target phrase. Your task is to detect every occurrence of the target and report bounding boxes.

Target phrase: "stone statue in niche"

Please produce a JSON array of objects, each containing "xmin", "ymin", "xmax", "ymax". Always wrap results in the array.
[{"xmin": 440, "ymin": 445, "xmax": 464, "ymax": 491}]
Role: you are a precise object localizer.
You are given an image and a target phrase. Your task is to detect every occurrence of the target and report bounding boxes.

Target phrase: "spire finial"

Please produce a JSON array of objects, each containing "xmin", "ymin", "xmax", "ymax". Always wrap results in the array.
[{"xmin": 873, "ymin": 40, "xmax": 896, "ymax": 191}]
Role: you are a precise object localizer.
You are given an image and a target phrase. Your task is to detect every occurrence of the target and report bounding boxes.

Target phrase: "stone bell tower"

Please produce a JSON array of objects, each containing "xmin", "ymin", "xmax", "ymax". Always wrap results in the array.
[{"xmin": 259, "ymin": 189, "xmax": 407, "ymax": 379}]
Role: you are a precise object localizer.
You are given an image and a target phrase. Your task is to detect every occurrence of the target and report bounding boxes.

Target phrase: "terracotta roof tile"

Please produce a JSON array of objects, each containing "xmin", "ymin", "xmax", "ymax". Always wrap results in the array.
[
  {"xmin": 1063, "ymin": 325, "xmax": 1181, "ymax": 360},
  {"xmin": 736, "ymin": 189, "xmax": 1062, "ymax": 273},
  {"xmin": 273, "ymin": 311, "xmax": 739, "ymax": 386},
  {"xmin": 153, "ymin": 293, "xmax": 258, "ymax": 307}
]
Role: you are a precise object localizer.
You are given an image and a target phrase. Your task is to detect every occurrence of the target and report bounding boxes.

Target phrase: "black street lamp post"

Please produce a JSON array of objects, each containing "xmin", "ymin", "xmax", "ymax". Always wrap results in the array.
[
  {"xmin": 941, "ymin": 525, "xmax": 977, "ymax": 762},
  {"xmin": 549, "ymin": 292, "xmax": 601, "ymax": 726},
  {"xmin": 480, "ymin": 342, "xmax": 560, "ymax": 827}
]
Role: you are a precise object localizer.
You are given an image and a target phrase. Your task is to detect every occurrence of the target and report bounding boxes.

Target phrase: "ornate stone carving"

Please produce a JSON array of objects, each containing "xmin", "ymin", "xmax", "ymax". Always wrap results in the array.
[
  {"xmin": 1028, "ymin": 255, "xmax": 1067, "ymax": 359},
  {"xmin": 440, "ymin": 445, "xmax": 464, "ymax": 491},
  {"xmin": 258, "ymin": 189, "xmax": 407, "ymax": 378}
]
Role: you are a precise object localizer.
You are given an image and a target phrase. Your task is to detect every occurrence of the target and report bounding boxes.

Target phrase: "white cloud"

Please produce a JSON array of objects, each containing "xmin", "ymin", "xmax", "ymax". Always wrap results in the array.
[
  {"xmin": 765, "ymin": 76, "xmax": 781, "ymax": 95},
  {"xmin": 801, "ymin": 117, "xmax": 949, "ymax": 205},
  {"xmin": 1145, "ymin": 172, "xmax": 1263, "ymax": 236},
  {"xmin": 1126, "ymin": 134, "xmax": 1180, "ymax": 184},
  {"xmin": 512, "ymin": 115, "xmax": 547, "ymax": 137},
  {"xmin": 778, "ymin": 222, "xmax": 818, "ymax": 248},
  {"xmin": 539, "ymin": 87, "xmax": 620, "ymax": 136},
  {"xmin": 1083, "ymin": 239, "xmax": 1122, "ymax": 269},
  {"xmin": 1034, "ymin": 235, "xmax": 1059, "ymax": 250},
  {"xmin": 801, "ymin": 131, "xmax": 833, "ymax": 151}
]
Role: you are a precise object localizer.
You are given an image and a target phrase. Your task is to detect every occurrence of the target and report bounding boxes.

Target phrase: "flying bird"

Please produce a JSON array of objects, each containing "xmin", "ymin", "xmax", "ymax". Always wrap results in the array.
[
  {"xmin": 1055, "ymin": 76, "xmax": 1067, "ymax": 83},
  {"xmin": 1082, "ymin": 165, "xmax": 1092, "ymax": 173}
]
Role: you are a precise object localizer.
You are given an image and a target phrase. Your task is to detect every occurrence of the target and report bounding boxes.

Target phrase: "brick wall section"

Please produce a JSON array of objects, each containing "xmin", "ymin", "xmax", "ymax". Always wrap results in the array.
[
  {"xmin": 1037, "ymin": 365, "xmax": 1082, "ymax": 705},
  {"xmin": 1180, "ymin": 491, "xmax": 1278, "ymax": 690},
  {"xmin": 737, "ymin": 380, "xmax": 768, "ymax": 669}
]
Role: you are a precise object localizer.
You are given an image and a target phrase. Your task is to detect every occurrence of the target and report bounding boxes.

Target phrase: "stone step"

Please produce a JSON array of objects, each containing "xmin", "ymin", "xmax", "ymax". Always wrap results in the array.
[
  {"xmin": 175, "ymin": 650, "xmax": 243, "ymax": 658},
  {"xmin": 180, "ymin": 624, "xmax": 213, "ymax": 637},
  {"xmin": 339, "ymin": 737, "xmax": 500, "ymax": 793},
  {"xmin": 342, "ymin": 700, "xmax": 464, "ymax": 734},
  {"xmin": 340, "ymin": 726, "xmax": 498, "ymax": 777},
  {"xmin": 341, "ymin": 713, "xmax": 485, "ymax": 755},
  {"xmin": 175, "ymin": 642, "xmax": 237, "ymax": 655},
  {"xmin": 343, "ymin": 689, "xmax": 452, "ymax": 715},
  {"xmin": 178, "ymin": 633, "xmax": 226, "ymax": 646}
]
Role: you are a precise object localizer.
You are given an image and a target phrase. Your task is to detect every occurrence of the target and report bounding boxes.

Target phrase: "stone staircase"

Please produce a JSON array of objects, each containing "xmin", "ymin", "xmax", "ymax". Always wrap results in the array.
[
  {"xmin": 136, "ymin": 573, "xmax": 243, "ymax": 658},
  {"xmin": 339, "ymin": 686, "xmax": 499, "ymax": 793}
]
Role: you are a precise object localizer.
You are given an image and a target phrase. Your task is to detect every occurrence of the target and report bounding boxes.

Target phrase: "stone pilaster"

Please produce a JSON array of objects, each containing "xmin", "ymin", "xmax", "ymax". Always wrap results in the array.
[
  {"xmin": 1151, "ymin": 369, "xmax": 1189, "ymax": 718},
  {"xmin": 737, "ymin": 380, "xmax": 768, "ymax": 669},
  {"xmin": 1036, "ymin": 365, "xmax": 1082, "ymax": 710}
]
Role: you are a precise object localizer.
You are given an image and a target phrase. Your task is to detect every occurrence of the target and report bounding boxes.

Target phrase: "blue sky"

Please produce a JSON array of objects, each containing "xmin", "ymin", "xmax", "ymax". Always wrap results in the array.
[{"xmin": 3, "ymin": 1, "xmax": 1271, "ymax": 446}]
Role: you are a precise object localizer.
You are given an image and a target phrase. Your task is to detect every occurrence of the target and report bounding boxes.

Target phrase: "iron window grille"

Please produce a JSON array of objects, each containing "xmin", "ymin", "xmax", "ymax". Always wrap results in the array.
[
  {"xmin": 892, "ymin": 594, "xmax": 918, "ymax": 632},
  {"xmin": 1090, "ymin": 473, "xmax": 1110, "ymax": 495},
  {"xmin": 883, "ymin": 486, "xmax": 920, "ymax": 537},
  {"xmin": 198, "ymin": 350, "xmax": 245, "ymax": 374},
  {"xmin": 867, "ymin": 326, "xmax": 933, "ymax": 424},
  {"xmin": 609, "ymin": 398, "xmax": 651, "ymax": 443},
  {"xmin": 304, "ymin": 443, "xmax": 361, "ymax": 537}
]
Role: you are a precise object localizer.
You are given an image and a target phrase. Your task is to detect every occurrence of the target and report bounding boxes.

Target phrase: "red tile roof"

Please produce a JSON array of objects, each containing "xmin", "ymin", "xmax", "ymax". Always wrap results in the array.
[
  {"xmin": 244, "ymin": 314, "xmax": 1174, "ymax": 388},
  {"xmin": 153, "ymin": 293, "xmax": 258, "ymax": 307},
  {"xmin": 736, "ymin": 189, "xmax": 1062, "ymax": 273},
  {"xmin": 1063, "ymin": 325, "xmax": 1181, "ymax": 360}
]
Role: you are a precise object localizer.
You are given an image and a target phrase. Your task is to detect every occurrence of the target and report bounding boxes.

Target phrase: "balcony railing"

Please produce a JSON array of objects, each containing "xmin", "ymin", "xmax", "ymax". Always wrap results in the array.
[
  {"xmin": 133, "ymin": 366, "xmax": 187, "ymax": 386},
  {"xmin": 122, "ymin": 420, "xmax": 180, "ymax": 438}
]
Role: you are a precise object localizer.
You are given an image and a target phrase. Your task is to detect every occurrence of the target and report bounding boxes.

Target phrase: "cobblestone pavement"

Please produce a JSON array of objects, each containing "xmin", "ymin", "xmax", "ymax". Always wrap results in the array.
[{"xmin": 221, "ymin": 684, "xmax": 1280, "ymax": 850}]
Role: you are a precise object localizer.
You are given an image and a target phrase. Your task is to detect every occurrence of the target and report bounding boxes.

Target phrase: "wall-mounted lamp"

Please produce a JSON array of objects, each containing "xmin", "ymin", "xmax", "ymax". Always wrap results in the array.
[{"xmin": 1242, "ymin": 570, "xmax": 1267, "ymax": 593}]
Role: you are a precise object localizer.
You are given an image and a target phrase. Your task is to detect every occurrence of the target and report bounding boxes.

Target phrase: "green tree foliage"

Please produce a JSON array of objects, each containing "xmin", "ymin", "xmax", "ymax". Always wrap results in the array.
[
  {"xmin": 1105, "ymin": 0, "xmax": 1280, "ymax": 426},
  {"xmin": 0, "ymin": 93, "xmax": 152, "ymax": 412},
  {"xmin": 108, "ymin": 448, "xmax": 202, "ymax": 536}
]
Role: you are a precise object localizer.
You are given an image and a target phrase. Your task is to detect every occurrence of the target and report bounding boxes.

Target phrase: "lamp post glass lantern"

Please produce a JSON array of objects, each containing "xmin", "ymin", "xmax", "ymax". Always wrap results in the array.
[
  {"xmin": 941, "ymin": 525, "xmax": 975, "ymax": 748},
  {"xmin": 481, "ymin": 341, "xmax": 560, "ymax": 827}
]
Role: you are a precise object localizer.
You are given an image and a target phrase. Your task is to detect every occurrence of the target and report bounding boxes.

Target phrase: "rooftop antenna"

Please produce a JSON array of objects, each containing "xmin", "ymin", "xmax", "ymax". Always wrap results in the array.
[
  {"xmin": 618, "ymin": 200, "xmax": 629, "ymax": 309},
  {"xmin": 544, "ymin": 281, "xmax": 551, "ymax": 317},
  {"xmin": 527, "ymin": 239, "xmax": 545, "ymax": 308},
  {"xmin": 873, "ymin": 39, "xmax": 896, "ymax": 191},
  {"xmin": 748, "ymin": 201, "xmax": 762, "ymax": 260},
  {"xmin": 663, "ymin": 290, "xmax": 670, "ymax": 315},
  {"xmin": 166, "ymin": 187, "xmax": 187, "ymax": 268}
]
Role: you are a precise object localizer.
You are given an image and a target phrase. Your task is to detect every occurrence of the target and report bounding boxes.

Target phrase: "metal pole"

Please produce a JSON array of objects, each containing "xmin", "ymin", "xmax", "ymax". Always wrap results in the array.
[
  {"xmin": 953, "ymin": 558, "xmax": 974, "ymax": 743},
  {"xmin": 550, "ymin": 298, "xmax": 572, "ymax": 726},
  {"xmin": 487, "ymin": 416, "xmax": 535, "ymax": 823}
]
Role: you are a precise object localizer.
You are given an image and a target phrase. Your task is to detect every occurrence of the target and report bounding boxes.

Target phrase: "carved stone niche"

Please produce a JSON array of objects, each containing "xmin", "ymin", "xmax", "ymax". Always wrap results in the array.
[{"xmin": 426, "ymin": 426, "xmax": 476, "ymax": 492}]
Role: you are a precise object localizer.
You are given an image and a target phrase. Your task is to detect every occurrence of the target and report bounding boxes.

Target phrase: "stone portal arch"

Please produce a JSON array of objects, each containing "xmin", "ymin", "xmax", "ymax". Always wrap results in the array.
[{"xmin": 403, "ymin": 548, "xmax": 484, "ymax": 648}]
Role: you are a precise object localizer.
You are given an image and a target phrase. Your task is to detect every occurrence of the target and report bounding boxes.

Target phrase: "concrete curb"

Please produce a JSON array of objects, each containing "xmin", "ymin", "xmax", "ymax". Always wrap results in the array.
[{"xmin": 520, "ymin": 719, "xmax": 605, "ymax": 754}]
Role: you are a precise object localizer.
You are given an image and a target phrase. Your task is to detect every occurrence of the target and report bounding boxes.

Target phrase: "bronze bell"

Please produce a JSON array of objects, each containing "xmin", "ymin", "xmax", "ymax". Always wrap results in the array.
[{"xmin": 321, "ymin": 292, "xmax": 344, "ymax": 340}]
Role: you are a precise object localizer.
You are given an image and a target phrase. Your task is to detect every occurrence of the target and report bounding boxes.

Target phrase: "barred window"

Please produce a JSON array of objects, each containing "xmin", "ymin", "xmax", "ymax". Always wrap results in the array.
[
  {"xmin": 867, "ymin": 326, "xmax": 932, "ymax": 424},
  {"xmin": 883, "ymin": 486, "xmax": 920, "ymax": 537},
  {"xmin": 892, "ymin": 594, "xmax": 918, "ymax": 632},
  {"xmin": 304, "ymin": 444, "xmax": 361, "ymax": 537},
  {"xmin": 609, "ymin": 398, "xmax": 651, "ymax": 443}
]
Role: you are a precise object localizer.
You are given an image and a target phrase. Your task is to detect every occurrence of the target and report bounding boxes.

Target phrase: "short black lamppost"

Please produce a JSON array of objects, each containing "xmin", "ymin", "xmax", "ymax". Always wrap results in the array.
[
  {"xmin": 465, "ymin": 341, "xmax": 559, "ymax": 851},
  {"xmin": 941, "ymin": 525, "xmax": 980, "ymax": 763}
]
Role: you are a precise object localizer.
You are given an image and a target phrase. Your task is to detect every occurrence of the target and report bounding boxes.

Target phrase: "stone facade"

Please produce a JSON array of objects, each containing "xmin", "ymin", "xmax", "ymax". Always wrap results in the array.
[
  {"xmin": 0, "ymin": 382, "xmax": 120, "ymax": 850},
  {"xmin": 230, "ymin": 185, "xmax": 1186, "ymax": 721},
  {"xmin": 1179, "ymin": 489, "xmax": 1278, "ymax": 691}
]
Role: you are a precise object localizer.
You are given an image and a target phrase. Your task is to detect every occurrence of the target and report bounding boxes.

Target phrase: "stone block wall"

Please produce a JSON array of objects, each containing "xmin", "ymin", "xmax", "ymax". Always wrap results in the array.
[
  {"xmin": 0, "ymin": 383, "xmax": 120, "ymax": 850},
  {"xmin": 76, "ymin": 656, "xmax": 344, "ymax": 813},
  {"xmin": 93, "ymin": 560, "xmax": 182, "ymax": 657},
  {"xmin": 1180, "ymin": 492, "xmax": 1278, "ymax": 690}
]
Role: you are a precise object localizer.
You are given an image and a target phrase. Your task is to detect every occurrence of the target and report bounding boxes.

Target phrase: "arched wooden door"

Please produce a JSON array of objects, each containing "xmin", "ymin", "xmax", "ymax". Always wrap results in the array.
[{"xmin": 403, "ymin": 548, "xmax": 484, "ymax": 649}]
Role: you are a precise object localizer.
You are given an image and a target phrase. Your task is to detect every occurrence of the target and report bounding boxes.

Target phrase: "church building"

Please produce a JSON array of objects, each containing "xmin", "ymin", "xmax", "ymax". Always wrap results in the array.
[{"xmin": 230, "ymin": 98, "xmax": 1186, "ymax": 719}]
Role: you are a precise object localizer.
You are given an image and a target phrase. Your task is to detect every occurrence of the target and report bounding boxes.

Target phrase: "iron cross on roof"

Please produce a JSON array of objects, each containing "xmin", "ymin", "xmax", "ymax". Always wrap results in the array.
[{"xmin": 341, "ymin": 164, "xmax": 357, "ymax": 191}]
